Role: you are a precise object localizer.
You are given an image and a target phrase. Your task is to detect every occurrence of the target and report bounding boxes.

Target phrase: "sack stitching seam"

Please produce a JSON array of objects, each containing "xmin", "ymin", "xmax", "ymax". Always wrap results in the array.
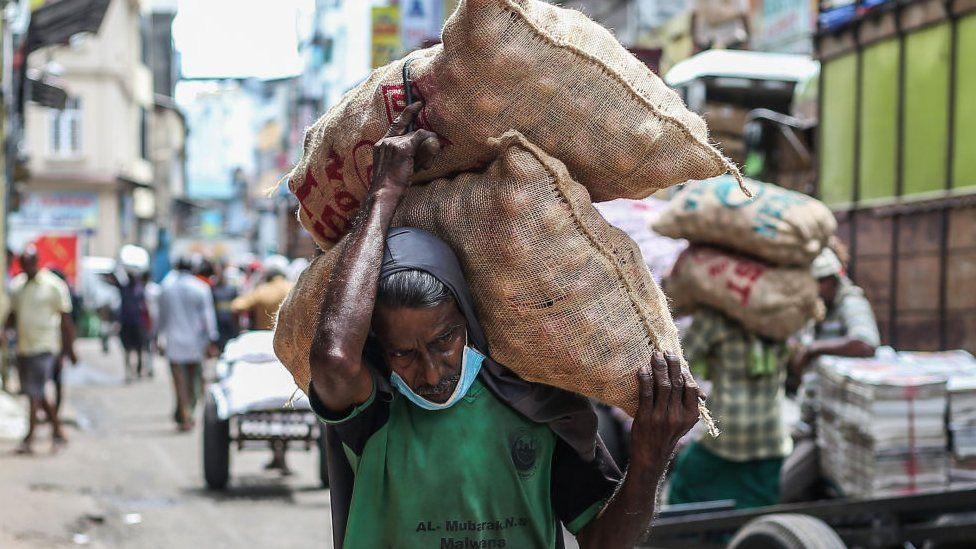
[{"xmin": 503, "ymin": 133, "xmax": 715, "ymax": 430}]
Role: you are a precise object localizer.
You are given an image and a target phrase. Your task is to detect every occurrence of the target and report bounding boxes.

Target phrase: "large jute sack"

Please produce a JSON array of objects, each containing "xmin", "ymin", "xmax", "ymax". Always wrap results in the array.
[
  {"xmin": 653, "ymin": 177, "xmax": 837, "ymax": 266},
  {"xmin": 290, "ymin": 0, "xmax": 737, "ymax": 250},
  {"xmin": 276, "ymin": 132, "xmax": 688, "ymax": 418},
  {"xmin": 665, "ymin": 245, "xmax": 824, "ymax": 341}
]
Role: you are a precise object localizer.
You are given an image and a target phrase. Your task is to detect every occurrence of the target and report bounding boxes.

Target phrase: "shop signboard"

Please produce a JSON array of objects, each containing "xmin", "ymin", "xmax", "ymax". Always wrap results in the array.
[{"xmin": 371, "ymin": 6, "xmax": 401, "ymax": 68}]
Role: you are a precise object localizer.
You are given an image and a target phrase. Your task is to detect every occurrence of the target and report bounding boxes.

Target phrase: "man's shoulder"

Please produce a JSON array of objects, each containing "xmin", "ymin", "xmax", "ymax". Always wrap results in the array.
[
  {"xmin": 833, "ymin": 281, "xmax": 872, "ymax": 316},
  {"xmin": 185, "ymin": 275, "xmax": 210, "ymax": 290},
  {"xmin": 37, "ymin": 270, "xmax": 68, "ymax": 291},
  {"xmin": 837, "ymin": 282, "xmax": 869, "ymax": 304}
]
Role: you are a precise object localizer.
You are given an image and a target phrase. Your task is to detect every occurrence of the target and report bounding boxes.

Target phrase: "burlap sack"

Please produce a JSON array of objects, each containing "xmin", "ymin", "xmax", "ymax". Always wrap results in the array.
[
  {"xmin": 653, "ymin": 177, "xmax": 837, "ymax": 266},
  {"xmin": 665, "ymin": 245, "xmax": 824, "ymax": 341},
  {"xmin": 276, "ymin": 132, "xmax": 686, "ymax": 418},
  {"xmin": 290, "ymin": 0, "xmax": 737, "ymax": 250}
]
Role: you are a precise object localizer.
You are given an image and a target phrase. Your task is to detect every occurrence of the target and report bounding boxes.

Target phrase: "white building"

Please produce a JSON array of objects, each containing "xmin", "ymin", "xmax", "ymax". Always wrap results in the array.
[{"xmin": 19, "ymin": 0, "xmax": 154, "ymax": 257}]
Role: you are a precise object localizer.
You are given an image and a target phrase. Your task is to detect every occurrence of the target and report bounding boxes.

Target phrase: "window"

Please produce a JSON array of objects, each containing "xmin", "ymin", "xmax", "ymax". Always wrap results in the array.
[{"xmin": 47, "ymin": 97, "xmax": 83, "ymax": 157}]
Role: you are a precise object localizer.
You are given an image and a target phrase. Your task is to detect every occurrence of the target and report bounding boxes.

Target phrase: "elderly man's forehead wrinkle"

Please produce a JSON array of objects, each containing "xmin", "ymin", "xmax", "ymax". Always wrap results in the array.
[{"xmin": 374, "ymin": 300, "xmax": 466, "ymax": 348}]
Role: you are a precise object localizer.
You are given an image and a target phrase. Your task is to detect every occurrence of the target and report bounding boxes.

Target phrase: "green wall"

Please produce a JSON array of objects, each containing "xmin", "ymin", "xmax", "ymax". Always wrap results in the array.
[
  {"xmin": 820, "ymin": 54, "xmax": 858, "ymax": 206},
  {"xmin": 954, "ymin": 14, "xmax": 976, "ymax": 190},
  {"xmin": 859, "ymin": 39, "xmax": 900, "ymax": 200},
  {"xmin": 903, "ymin": 23, "xmax": 951, "ymax": 196}
]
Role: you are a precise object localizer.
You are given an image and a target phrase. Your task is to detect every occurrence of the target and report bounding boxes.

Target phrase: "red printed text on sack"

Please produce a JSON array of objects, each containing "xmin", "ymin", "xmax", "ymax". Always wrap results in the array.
[{"xmin": 725, "ymin": 260, "xmax": 765, "ymax": 305}]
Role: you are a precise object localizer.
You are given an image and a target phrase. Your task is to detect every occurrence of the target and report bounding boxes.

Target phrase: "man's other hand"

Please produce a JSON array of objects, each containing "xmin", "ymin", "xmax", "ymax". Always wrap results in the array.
[
  {"xmin": 370, "ymin": 101, "xmax": 440, "ymax": 192},
  {"xmin": 629, "ymin": 352, "xmax": 702, "ymax": 473}
]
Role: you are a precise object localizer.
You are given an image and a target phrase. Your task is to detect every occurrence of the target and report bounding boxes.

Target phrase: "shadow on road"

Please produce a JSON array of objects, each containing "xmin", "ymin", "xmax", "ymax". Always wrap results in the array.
[{"xmin": 182, "ymin": 474, "xmax": 324, "ymax": 503}]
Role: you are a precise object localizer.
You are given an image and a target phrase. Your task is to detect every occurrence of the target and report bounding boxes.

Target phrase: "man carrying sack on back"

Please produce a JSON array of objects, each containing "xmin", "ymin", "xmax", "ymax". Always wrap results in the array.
[
  {"xmin": 280, "ymin": 103, "xmax": 703, "ymax": 548},
  {"xmin": 667, "ymin": 305, "xmax": 792, "ymax": 510}
]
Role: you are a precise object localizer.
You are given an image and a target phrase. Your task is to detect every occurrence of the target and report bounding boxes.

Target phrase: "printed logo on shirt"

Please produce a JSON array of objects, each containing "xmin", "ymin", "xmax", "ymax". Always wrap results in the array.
[{"xmin": 509, "ymin": 429, "xmax": 540, "ymax": 479}]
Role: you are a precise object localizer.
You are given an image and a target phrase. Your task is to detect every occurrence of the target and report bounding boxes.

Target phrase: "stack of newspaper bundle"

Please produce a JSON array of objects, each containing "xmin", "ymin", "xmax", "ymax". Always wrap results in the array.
[
  {"xmin": 899, "ymin": 350, "xmax": 976, "ymax": 484},
  {"xmin": 817, "ymin": 354, "xmax": 949, "ymax": 497}
]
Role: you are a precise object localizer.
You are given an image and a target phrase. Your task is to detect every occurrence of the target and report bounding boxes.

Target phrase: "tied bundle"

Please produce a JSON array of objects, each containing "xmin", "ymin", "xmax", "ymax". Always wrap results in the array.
[{"xmin": 657, "ymin": 177, "xmax": 834, "ymax": 340}]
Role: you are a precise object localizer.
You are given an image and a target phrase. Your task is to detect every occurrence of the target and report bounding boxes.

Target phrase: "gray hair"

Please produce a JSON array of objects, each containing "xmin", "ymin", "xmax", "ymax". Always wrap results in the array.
[{"xmin": 376, "ymin": 269, "xmax": 452, "ymax": 309}]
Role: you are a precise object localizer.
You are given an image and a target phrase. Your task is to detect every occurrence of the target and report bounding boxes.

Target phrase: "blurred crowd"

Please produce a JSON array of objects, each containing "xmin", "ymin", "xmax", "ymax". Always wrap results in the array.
[{"xmin": 3, "ymin": 244, "xmax": 306, "ymax": 452}]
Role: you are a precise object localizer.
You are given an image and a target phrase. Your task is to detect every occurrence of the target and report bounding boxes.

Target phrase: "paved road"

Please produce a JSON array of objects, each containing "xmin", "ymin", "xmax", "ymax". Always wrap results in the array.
[{"xmin": 0, "ymin": 339, "xmax": 333, "ymax": 548}]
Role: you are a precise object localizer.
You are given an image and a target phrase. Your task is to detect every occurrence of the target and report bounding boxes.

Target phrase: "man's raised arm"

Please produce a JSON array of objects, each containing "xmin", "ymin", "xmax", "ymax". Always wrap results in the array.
[
  {"xmin": 577, "ymin": 352, "xmax": 702, "ymax": 548},
  {"xmin": 300, "ymin": 102, "xmax": 438, "ymax": 413}
]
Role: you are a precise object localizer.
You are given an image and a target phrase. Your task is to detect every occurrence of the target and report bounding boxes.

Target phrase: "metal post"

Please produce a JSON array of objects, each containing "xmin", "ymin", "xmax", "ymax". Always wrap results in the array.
[
  {"xmin": 939, "ymin": 0, "xmax": 958, "ymax": 350},
  {"xmin": 890, "ymin": 9, "xmax": 908, "ymax": 348},
  {"xmin": 850, "ymin": 23, "xmax": 864, "ymax": 279}
]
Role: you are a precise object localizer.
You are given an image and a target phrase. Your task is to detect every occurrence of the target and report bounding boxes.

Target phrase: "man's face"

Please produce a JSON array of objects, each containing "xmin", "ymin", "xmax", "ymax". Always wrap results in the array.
[
  {"xmin": 372, "ymin": 299, "xmax": 467, "ymax": 404},
  {"xmin": 21, "ymin": 254, "xmax": 39, "ymax": 279},
  {"xmin": 818, "ymin": 275, "xmax": 840, "ymax": 306}
]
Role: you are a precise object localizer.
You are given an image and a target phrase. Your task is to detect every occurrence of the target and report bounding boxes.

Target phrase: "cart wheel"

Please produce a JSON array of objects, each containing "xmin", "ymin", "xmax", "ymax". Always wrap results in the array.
[
  {"xmin": 203, "ymin": 393, "xmax": 231, "ymax": 490},
  {"xmin": 317, "ymin": 430, "xmax": 330, "ymax": 489},
  {"xmin": 727, "ymin": 514, "xmax": 846, "ymax": 549}
]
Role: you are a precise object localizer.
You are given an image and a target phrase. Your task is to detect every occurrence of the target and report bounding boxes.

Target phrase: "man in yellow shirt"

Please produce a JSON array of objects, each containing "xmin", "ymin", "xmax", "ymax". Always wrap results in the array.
[
  {"xmin": 6, "ymin": 248, "xmax": 77, "ymax": 454},
  {"xmin": 231, "ymin": 261, "xmax": 292, "ymax": 332}
]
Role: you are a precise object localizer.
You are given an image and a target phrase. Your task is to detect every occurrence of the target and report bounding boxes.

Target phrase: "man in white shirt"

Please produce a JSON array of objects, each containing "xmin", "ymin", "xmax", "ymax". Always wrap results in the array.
[
  {"xmin": 158, "ymin": 256, "xmax": 218, "ymax": 431},
  {"xmin": 6, "ymin": 248, "xmax": 77, "ymax": 454}
]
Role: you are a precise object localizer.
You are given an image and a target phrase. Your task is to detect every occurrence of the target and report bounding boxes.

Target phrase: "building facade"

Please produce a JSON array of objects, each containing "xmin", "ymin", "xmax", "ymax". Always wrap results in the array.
[{"xmin": 18, "ymin": 0, "xmax": 153, "ymax": 257}]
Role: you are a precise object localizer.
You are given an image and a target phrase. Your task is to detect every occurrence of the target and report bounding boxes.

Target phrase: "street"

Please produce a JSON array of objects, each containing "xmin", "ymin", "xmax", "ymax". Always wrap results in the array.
[{"xmin": 0, "ymin": 339, "xmax": 333, "ymax": 548}]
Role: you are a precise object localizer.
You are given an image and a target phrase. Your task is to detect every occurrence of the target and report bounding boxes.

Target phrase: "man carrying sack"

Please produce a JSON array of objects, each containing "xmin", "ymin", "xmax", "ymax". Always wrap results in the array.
[
  {"xmin": 667, "ymin": 305, "xmax": 792, "ymax": 510},
  {"xmin": 293, "ymin": 104, "xmax": 703, "ymax": 548}
]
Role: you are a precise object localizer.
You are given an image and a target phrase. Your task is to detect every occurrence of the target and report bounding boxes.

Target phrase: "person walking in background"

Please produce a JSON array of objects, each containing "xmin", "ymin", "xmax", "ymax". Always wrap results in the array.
[
  {"xmin": 158, "ymin": 256, "xmax": 218, "ymax": 431},
  {"xmin": 115, "ymin": 272, "xmax": 150, "ymax": 382},
  {"xmin": 5, "ymin": 248, "xmax": 77, "ymax": 454},
  {"xmin": 210, "ymin": 262, "xmax": 240, "ymax": 351},
  {"xmin": 231, "ymin": 258, "xmax": 292, "ymax": 331},
  {"xmin": 103, "ymin": 245, "xmax": 153, "ymax": 382}
]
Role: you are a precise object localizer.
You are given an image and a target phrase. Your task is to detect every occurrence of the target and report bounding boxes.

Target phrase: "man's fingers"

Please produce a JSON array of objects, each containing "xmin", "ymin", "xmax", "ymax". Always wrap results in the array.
[
  {"xmin": 651, "ymin": 351, "xmax": 670, "ymax": 410},
  {"xmin": 682, "ymin": 377, "xmax": 700, "ymax": 415},
  {"xmin": 637, "ymin": 362, "xmax": 654, "ymax": 411},
  {"xmin": 407, "ymin": 129, "xmax": 438, "ymax": 148},
  {"xmin": 415, "ymin": 136, "xmax": 441, "ymax": 170},
  {"xmin": 387, "ymin": 101, "xmax": 424, "ymax": 136},
  {"xmin": 684, "ymin": 371, "xmax": 706, "ymax": 402},
  {"xmin": 665, "ymin": 352, "xmax": 684, "ymax": 389}
]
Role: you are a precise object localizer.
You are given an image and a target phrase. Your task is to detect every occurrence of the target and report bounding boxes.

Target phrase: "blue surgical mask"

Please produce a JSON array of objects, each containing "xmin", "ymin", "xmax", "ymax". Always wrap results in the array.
[{"xmin": 389, "ymin": 343, "xmax": 485, "ymax": 411}]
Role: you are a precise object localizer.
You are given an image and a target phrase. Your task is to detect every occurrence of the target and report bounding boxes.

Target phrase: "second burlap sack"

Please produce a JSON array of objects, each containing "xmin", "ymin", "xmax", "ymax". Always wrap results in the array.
[
  {"xmin": 275, "ymin": 131, "xmax": 685, "ymax": 417},
  {"xmin": 653, "ymin": 177, "xmax": 837, "ymax": 266},
  {"xmin": 665, "ymin": 245, "xmax": 824, "ymax": 341},
  {"xmin": 291, "ymin": 0, "xmax": 736, "ymax": 250}
]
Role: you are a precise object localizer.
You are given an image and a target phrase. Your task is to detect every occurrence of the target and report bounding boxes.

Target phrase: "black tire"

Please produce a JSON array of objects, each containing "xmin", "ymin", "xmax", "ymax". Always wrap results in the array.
[
  {"xmin": 728, "ymin": 514, "xmax": 846, "ymax": 549},
  {"xmin": 203, "ymin": 393, "xmax": 231, "ymax": 490},
  {"xmin": 317, "ymin": 429, "xmax": 330, "ymax": 488}
]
